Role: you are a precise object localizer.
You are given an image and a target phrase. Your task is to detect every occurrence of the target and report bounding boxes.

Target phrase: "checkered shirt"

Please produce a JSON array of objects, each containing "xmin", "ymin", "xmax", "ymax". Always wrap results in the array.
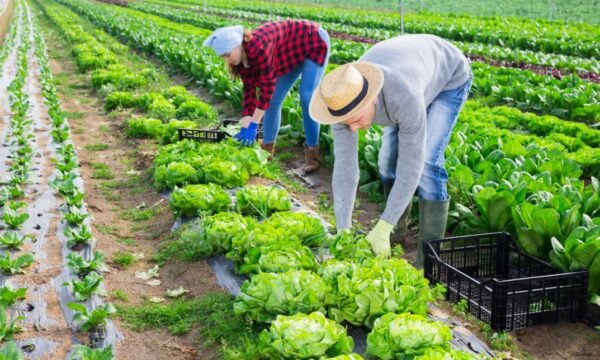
[{"xmin": 239, "ymin": 20, "xmax": 328, "ymax": 116}]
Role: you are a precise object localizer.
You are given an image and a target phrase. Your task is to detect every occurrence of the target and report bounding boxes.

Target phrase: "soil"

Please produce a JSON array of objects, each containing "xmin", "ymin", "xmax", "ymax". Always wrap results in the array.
[
  {"xmin": 0, "ymin": 0, "xmax": 13, "ymax": 43},
  {"xmin": 512, "ymin": 323, "xmax": 600, "ymax": 359}
]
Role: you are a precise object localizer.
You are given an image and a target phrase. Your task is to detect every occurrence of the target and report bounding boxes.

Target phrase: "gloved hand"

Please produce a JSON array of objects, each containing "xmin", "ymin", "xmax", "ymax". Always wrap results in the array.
[
  {"xmin": 233, "ymin": 127, "xmax": 246, "ymax": 141},
  {"xmin": 237, "ymin": 122, "xmax": 259, "ymax": 147},
  {"xmin": 233, "ymin": 116, "xmax": 253, "ymax": 141},
  {"xmin": 366, "ymin": 219, "xmax": 394, "ymax": 257}
]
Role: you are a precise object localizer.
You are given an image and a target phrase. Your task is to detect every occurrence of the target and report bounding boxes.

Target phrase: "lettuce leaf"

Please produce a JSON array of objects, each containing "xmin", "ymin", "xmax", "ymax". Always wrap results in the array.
[
  {"xmin": 238, "ymin": 239, "xmax": 318, "ymax": 275},
  {"xmin": 258, "ymin": 312, "xmax": 354, "ymax": 359},
  {"xmin": 366, "ymin": 313, "xmax": 452, "ymax": 359},
  {"xmin": 320, "ymin": 258, "xmax": 444, "ymax": 328},
  {"xmin": 169, "ymin": 184, "xmax": 231, "ymax": 217},
  {"xmin": 234, "ymin": 270, "xmax": 329, "ymax": 323}
]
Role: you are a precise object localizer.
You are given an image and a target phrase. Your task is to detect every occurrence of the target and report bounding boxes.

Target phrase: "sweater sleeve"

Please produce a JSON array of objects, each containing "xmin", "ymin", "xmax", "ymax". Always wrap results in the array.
[
  {"xmin": 331, "ymin": 123, "xmax": 360, "ymax": 230},
  {"xmin": 380, "ymin": 93, "xmax": 427, "ymax": 225}
]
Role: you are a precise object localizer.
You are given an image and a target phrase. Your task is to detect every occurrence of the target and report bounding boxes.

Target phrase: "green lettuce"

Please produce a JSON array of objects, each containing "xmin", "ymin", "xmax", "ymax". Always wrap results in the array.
[
  {"xmin": 258, "ymin": 312, "xmax": 354, "ymax": 359},
  {"xmin": 366, "ymin": 313, "xmax": 452, "ymax": 359},
  {"xmin": 169, "ymin": 184, "xmax": 231, "ymax": 217},
  {"xmin": 263, "ymin": 212, "xmax": 326, "ymax": 247},
  {"xmin": 234, "ymin": 270, "xmax": 329, "ymax": 323},
  {"xmin": 238, "ymin": 240, "xmax": 318, "ymax": 275},
  {"xmin": 227, "ymin": 222, "xmax": 291, "ymax": 264},
  {"xmin": 329, "ymin": 230, "xmax": 374, "ymax": 263},
  {"xmin": 200, "ymin": 212, "xmax": 256, "ymax": 256},
  {"xmin": 235, "ymin": 185, "xmax": 292, "ymax": 218},
  {"xmin": 204, "ymin": 160, "xmax": 250, "ymax": 188},
  {"xmin": 321, "ymin": 355, "xmax": 364, "ymax": 360},
  {"xmin": 127, "ymin": 117, "xmax": 163, "ymax": 139},
  {"xmin": 414, "ymin": 347, "xmax": 489, "ymax": 360},
  {"xmin": 320, "ymin": 258, "xmax": 444, "ymax": 328},
  {"xmin": 154, "ymin": 162, "xmax": 199, "ymax": 191}
]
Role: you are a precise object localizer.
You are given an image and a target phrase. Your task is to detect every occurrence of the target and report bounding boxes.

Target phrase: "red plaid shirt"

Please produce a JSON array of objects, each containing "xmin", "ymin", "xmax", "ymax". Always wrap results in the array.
[{"xmin": 239, "ymin": 20, "xmax": 328, "ymax": 116}]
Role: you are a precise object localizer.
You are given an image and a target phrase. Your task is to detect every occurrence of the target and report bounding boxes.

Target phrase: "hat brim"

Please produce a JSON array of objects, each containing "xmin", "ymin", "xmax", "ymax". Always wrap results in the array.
[{"xmin": 309, "ymin": 62, "xmax": 384, "ymax": 125}]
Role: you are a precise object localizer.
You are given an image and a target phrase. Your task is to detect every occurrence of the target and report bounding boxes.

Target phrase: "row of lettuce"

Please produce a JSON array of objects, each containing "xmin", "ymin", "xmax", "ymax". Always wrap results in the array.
[
  {"xmin": 155, "ymin": 0, "xmax": 599, "ymax": 58},
  {"xmin": 32, "ymin": 2, "xmax": 119, "ymax": 356},
  {"xmin": 36, "ymin": 1, "xmax": 489, "ymax": 358},
  {"xmin": 52, "ymin": 0, "xmax": 600, "ymax": 155},
  {"xmin": 126, "ymin": 0, "xmax": 599, "ymax": 125},
  {"xmin": 0, "ymin": 6, "xmax": 34, "ymax": 356},
  {"xmin": 0, "ymin": 1, "xmax": 116, "ymax": 358},
  {"xmin": 141, "ymin": 119, "xmax": 489, "ymax": 359},
  {"xmin": 136, "ymin": 0, "xmax": 599, "ymax": 74},
  {"xmin": 47, "ymin": 0, "xmax": 600, "ymax": 304}
]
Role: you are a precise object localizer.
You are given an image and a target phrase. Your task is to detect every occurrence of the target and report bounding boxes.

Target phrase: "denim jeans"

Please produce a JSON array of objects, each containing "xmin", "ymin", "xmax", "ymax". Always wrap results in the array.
[
  {"xmin": 262, "ymin": 27, "xmax": 330, "ymax": 147},
  {"xmin": 378, "ymin": 75, "xmax": 472, "ymax": 201}
]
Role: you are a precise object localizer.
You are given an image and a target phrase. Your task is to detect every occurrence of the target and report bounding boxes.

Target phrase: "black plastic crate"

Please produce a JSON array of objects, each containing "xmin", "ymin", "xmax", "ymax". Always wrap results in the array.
[
  {"xmin": 424, "ymin": 232, "xmax": 588, "ymax": 331},
  {"xmin": 178, "ymin": 119, "xmax": 263, "ymax": 143}
]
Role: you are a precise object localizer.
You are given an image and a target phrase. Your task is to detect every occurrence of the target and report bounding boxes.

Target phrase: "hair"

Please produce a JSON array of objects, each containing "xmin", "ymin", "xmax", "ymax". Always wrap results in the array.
[{"xmin": 227, "ymin": 29, "xmax": 253, "ymax": 79}]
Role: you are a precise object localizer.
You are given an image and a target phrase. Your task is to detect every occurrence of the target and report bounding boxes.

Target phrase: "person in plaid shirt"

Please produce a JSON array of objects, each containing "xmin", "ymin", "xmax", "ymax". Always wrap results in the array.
[{"xmin": 204, "ymin": 20, "xmax": 330, "ymax": 173}]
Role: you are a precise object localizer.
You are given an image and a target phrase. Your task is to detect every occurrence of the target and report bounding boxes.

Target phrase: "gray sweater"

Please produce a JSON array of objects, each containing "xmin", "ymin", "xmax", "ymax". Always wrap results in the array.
[{"xmin": 332, "ymin": 35, "xmax": 470, "ymax": 229}]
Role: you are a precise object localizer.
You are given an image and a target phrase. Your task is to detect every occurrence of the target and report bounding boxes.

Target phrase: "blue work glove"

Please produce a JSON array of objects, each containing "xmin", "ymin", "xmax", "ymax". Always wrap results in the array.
[
  {"xmin": 239, "ymin": 122, "xmax": 259, "ymax": 147},
  {"xmin": 233, "ymin": 126, "xmax": 246, "ymax": 141}
]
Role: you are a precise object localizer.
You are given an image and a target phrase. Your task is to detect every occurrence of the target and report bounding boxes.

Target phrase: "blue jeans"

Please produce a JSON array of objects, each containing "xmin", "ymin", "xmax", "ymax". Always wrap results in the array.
[
  {"xmin": 378, "ymin": 75, "xmax": 472, "ymax": 201},
  {"xmin": 262, "ymin": 28, "xmax": 330, "ymax": 147}
]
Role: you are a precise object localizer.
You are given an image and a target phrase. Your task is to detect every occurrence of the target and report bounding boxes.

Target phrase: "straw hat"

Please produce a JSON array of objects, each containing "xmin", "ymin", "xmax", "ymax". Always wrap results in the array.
[{"xmin": 310, "ymin": 62, "xmax": 383, "ymax": 125}]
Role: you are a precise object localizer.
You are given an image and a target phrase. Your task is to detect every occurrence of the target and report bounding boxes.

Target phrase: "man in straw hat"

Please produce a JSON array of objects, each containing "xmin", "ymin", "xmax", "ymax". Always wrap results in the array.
[{"xmin": 310, "ymin": 34, "xmax": 472, "ymax": 267}]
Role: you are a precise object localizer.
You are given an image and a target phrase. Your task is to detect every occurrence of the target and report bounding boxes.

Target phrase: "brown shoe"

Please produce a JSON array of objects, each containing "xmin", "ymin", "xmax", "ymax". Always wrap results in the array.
[
  {"xmin": 304, "ymin": 144, "xmax": 321, "ymax": 173},
  {"xmin": 260, "ymin": 141, "xmax": 275, "ymax": 160}
]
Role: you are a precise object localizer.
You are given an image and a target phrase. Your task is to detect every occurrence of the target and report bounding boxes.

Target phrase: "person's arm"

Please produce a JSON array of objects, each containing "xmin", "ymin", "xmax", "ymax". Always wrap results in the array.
[
  {"xmin": 252, "ymin": 43, "xmax": 275, "ymax": 123},
  {"xmin": 331, "ymin": 123, "xmax": 360, "ymax": 230},
  {"xmin": 242, "ymin": 78, "xmax": 258, "ymax": 118},
  {"xmin": 380, "ymin": 94, "xmax": 427, "ymax": 225}
]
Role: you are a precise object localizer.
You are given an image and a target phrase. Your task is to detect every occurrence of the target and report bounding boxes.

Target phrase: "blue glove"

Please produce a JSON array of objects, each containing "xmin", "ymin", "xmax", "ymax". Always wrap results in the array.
[
  {"xmin": 239, "ymin": 122, "xmax": 259, "ymax": 147},
  {"xmin": 233, "ymin": 126, "xmax": 246, "ymax": 141}
]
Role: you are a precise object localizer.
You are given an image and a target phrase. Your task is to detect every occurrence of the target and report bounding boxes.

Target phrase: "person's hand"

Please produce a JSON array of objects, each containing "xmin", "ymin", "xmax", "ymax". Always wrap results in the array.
[
  {"xmin": 366, "ymin": 219, "xmax": 394, "ymax": 257},
  {"xmin": 238, "ymin": 122, "xmax": 259, "ymax": 147},
  {"xmin": 233, "ymin": 116, "xmax": 254, "ymax": 141}
]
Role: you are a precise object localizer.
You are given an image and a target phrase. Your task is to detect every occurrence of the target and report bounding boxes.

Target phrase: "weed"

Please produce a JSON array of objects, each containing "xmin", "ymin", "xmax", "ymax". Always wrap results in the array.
[
  {"xmin": 116, "ymin": 293, "xmax": 260, "ymax": 346},
  {"xmin": 118, "ymin": 238, "xmax": 136, "ymax": 246},
  {"xmin": 453, "ymin": 299, "xmax": 469, "ymax": 315},
  {"xmin": 152, "ymin": 230, "xmax": 205, "ymax": 265},
  {"xmin": 91, "ymin": 163, "xmax": 114, "ymax": 180},
  {"xmin": 121, "ymin": 207, "xmax": 161, "ymax": 222},
  {"xmin": 96, "ymin": 224, "xmax": 119, "ymax": 236},
  {"xmin": 65, "ymin": 111, "xmax": 85, "ymax": 120},
  {"xmin": 111, "ymin": 290, "xmax": 129, "ymax": 302},
  {"xmin": 85, "ymin": 143, "xmax": 109, "ymax": 151},
  {"xmin": 275, "ymin": 152, "xmax": 295, "ymax": 161},
  {"xmin": 112, "ymin": 251, "xmax": 136, "ymax": 268}
]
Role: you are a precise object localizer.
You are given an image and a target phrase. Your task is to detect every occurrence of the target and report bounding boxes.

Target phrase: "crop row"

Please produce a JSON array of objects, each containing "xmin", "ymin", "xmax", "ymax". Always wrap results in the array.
[
  {"xmin": 126, "ymin": 0, "xmax": 600, "ymax": 125},
  {"xmin": 140, "ymin": 0, "xmax": 600, "ymax": 74},
  {"xmin": 0, "ymin": 4, "xmax": 35, "ymax": 352},
  {"xmin": 132, "ymin": 103, "xmax": 486, "ymax": 359},
  {"xmin": 54, "ymin": 0, "xmax": 600, "ymax": 169},
  {"xmin": 162, "ymin": 0, "xmax": 599, "ymax": 58},
  {"xmin": 50, "ymin": 0, "xmax": 600, "ymax": 301}
]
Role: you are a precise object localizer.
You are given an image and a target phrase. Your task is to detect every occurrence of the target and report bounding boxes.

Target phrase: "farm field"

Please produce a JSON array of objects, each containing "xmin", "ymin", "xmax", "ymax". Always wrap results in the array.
[{"xmin": 0, "ymin": 0, "xmax": 598, "ymax": 359}]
